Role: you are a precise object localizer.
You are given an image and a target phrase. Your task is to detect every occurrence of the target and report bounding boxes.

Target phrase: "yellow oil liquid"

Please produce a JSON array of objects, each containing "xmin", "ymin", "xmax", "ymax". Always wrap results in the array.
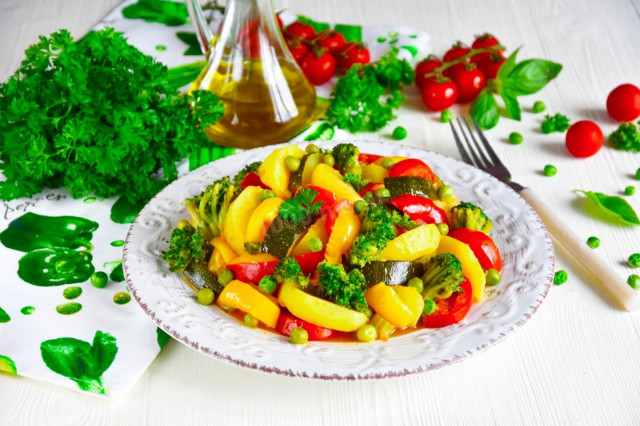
[{"xmin": 191, "ymin": 59, "xmax": 318, "ymax": 149}]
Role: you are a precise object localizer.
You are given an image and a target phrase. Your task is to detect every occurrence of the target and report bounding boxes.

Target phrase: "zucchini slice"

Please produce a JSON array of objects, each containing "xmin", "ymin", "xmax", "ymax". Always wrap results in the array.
[
  {"xmin": 262, "ymin": 215, "xmax": 313, "ymax": 259},
  {"xmin": 183, "ymin": 259, "xmax": 224, "ymax": 295},
  {"xmin": 356, "ymin": 260, "xmax": 424, "ymax": 286},
  {"xmin": 384, "ymin": 176, "xmax": 437, "ymax": 199}
]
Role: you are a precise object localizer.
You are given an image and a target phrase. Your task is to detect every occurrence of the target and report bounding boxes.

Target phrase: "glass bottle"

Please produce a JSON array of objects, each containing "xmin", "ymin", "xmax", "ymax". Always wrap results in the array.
[{"xmin": 186, "ymin": 0, "xmax": 317, "ymax": 149}]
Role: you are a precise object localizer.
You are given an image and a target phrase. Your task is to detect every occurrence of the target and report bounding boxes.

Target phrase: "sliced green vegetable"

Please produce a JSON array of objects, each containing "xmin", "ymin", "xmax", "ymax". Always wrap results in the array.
[
  {"xmin": 263, "ymin": 215, "xmax": 312, "ymax": 259},
  {"xmin": 575, "ymin": 190, "xmax": 640, "ymax": 225},
  {"xmin": 384, "ymin": 176, "xmax": 437, "ymax": 199},
  {"xmin": 183, "ymin": 260, "xmax": 224, "ymax": 295},
  {"xmin": 357, "ymin": 260, "xmax": 424, "ymax": 286}
]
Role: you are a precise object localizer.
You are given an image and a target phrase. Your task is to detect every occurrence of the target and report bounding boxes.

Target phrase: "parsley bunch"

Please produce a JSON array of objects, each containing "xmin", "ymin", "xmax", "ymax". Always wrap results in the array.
[
  {"xmin": 0, "ymin": 28, "xmax": 223, "ymax": 203},
  {"xmin": 279, "ymin": 188, "xmax": 322, "ymax": 223}
]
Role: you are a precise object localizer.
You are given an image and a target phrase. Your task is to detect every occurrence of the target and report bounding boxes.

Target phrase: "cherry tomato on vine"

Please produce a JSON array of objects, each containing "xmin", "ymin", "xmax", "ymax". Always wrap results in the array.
[
  {"xmin": 300, "ymin": 50, "xmax": 336, "ymax": 85},
  {"xmin": 286, "ymin": 21, "xmax": 316, "ymax": 41},
  {"xmin": 606, "ymin": 84, "xmax": 640, "ymax": 122},
  {"xmin": 333, "ymin": 42, "xmax": 370, "ymax": 70},
  {"xmin": 451, "ymin": 66, "xmax": 487, "ymax": 103},
  {"xmin": 421, "ymin": 79, "xmax": 458, "ymax": 111},
  {"xmin": 443, "ymin": 42, "xmax": 470, "ymax": 76},
  {"xmin": 470, "ymin": 33, "xmax": 501, "ymax": 64},
  {"xmin": 317, "ymin": 30, "xmax": 346, "ymax": 51},
  {"xmin": 565, "ymin": 120, "xmax": 603, "ymax": 158},
  {"xmin": 287, "ymin": 39, "xmax": 309, "ymax": 63},
  {"xmin": 414, "ymin": 56, "xmax": 442, "ymax": 89},
  {"xmin": 478, "ymin": 51, "xmax": 505, "ymax": 79}
]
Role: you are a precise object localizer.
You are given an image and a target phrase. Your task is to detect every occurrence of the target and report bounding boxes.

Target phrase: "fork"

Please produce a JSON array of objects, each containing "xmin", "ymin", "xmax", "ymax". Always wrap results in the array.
[{"xmin": 451, "ymin": 117, "xmax": 640, "ymax": 311}]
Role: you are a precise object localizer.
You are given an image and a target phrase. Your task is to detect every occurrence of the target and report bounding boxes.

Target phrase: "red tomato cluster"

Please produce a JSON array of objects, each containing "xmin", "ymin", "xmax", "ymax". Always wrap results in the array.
[
  {"xmin": 281, "ymin": 20, "xmax": 370, "ymax": 85},
  {"xmin": 416, "ymin": 33, "xmax": 505, "ymax": 112}
]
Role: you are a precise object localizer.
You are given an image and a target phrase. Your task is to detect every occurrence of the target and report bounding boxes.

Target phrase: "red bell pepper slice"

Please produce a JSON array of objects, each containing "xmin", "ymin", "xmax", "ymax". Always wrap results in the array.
[
  {"xmin": 240, "ymin": 172, "xmax": 270, "ymax": 189},
  {"xmin": 295, "ymin": 185, "xmax": 336, "ymax": 217},
  {"xmin": 423, "ymin": 278, "xmax": 472, "ymax": 328},
  {"xmin": 325, "ymin": 199, "xmax": 353, "ymax": 235},
  {"xmin": 447, "ymin": 228, "xmax": 502, "ymax": 272},
  {"xmin": 276, "ymin": 310, "xmax": 342, "ymax": 341},
  {"xmin": 226, "ymin": 260, "xmax": 279, "ymax": 283},
  {"xmin": 388, "ymin": 194, "xmax": 448, "ymax": 225},
  {"xmin": 358, "ymin": 153, "xmax": 383, "ymax": 164},
  {"xmin": 388, "ymin": 158, "xmax": 436, "ymax": 183},
  {"xmin": 295, "ymin": 250, "xmax": 325, "ymax": 276}
]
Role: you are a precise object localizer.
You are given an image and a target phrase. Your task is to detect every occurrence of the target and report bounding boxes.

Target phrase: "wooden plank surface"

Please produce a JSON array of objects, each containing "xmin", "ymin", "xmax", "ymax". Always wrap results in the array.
[{"xmin": 1, "ymin": 0, "xmax": 640, "ymax": 425}]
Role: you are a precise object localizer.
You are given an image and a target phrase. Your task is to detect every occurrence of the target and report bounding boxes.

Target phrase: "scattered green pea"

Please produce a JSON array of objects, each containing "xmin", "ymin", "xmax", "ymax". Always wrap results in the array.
[
  {"xmin": 307, "ymin": 237, "xmax": 323, "ymax": 252},
  {"xmin": 20, "ymin": 306, "xmax": 35, "ymax": 315},
  {"xmin": 113, "ymin": 292, "xmax": 131, "ymax": 305},
  {"xmin": 306, "ymin": 143, "xmax": 320, "ymax": 154},
  {"xmin": 290, "ymin": 327, "xmax": 308, "ymax": 344},
  {"xmin": 625, "ymin": 186, "xmax": 635, "ymax": 196},
  {"xmin": 437, "ymin": 185, "xmax": 454, "ymax": 201},
  {"xmin": 260, "ymin": 189, "xmax": 276, "ymax": 201},
  {"xmin": 508, "ymin": 132, "xmax": 523, "ymax": 145},
  {"xmin": 532, "ymin": 100, "xmax": 546, "ymax": 113},
  {"xmin": 553, "ymin": 270, "xmax": 568, "ymax": 285},
  {"xmin": 374, "ymin": 187, "xmax": 390, "ymax": 198},
  {"xmin": 436, "ymin": 223, "xmax": 449, "ymax": 235},
  {"xmin": 628, "ymin": 274, "xmax": 640, "ymax": 290},
  {"xmin": 284, "ymin": 155, "xmax": 300, "ymax": 172},
  {"xmin": 63, "ymin": 286, "xmax": 82, "ymax": 300},
  {"xmin": 258, "ymin": 275, "xmax": 277, "ymax": 294},
  {"xmin": 485, "ymin": 268, "xmax": 501, "ymax": 286},
  {"xmin": 628, "ymin": 253, "xmax": 640, "ymax": 268},
  {"xmin": 543, "ymin": 164, "xmax": 557, "ymax": 177},
  {"xmin": 440, "ymin": 109, "xmax": 453, "ymax": 123},
  {"xmin": 155, "ymin": 44, "xmax": 167, "ymax": 51},
  {"xmin": 422, "ymin": 299, "xmax": 437, "ymax": 316},
  {"xmin": 392, "ymin": 126, "xmax": 407, "ymax": 140},
  {"xmin": 377, "ymin": 36, "xmax": 386, "ymax": 43},
  {"xmin": 541, "ymin": 120, "xmax": 555, "ymax": 134},
  {"xmin": 177, "ymin": 219, "xmax": 191, "ymax": 229},
  {"xmin": 110, "ymin": 240, "xmax": 125, "ymax": 247},
  {"xmin": 635, "ymin": 167, "xmax": 640, "ymax": 180},
  {"xmin": 197, "ymin": 288, "xmax": 215, "ymax": 305},
  {"xmin": 56, "ymin": 303, "xmax": 82, "ymax": 315},
  {"xmin": 322, "ymin": 154, "xmax": 335, "ymax": 166},
  {"xmin": 381, "ymin": 158, "xmax": 396, "ymax": 169},
  {"xmin": 407, "ymin": 277, "xmax": 424, "ymax": 294},
  {"xmin": 90, "ymin": 271, "xmax": 108, "ymax": 288},
  {"xmin": 354, "ymin": 199, "xmax": 367, "ymax": 214},
  {"xmin": 218, "ymin": 269, "xmax": 234, "ymax": 286},
  {"xmin": 244, "ymin": 314, "xmax": 259, "ymax": 328},
  {"xmin": 356, "ymin": 324, "xmax": 378, "ymax": 342},
  {"xmin": 586, "ymin": 236, "xmax": 600, "ymax": 249}
]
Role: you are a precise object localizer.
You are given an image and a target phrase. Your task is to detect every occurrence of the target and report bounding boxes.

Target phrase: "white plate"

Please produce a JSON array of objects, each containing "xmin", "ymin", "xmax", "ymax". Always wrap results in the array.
[{"xmin": 123, "ymin": 141, "xmax": 554, "ymax": 380}]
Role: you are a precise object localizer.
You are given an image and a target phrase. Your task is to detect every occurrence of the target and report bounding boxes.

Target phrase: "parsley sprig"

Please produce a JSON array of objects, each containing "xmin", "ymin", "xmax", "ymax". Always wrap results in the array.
[{"xmin": 279, "ymin": 188, "xmax": 322, "ymax": 223}]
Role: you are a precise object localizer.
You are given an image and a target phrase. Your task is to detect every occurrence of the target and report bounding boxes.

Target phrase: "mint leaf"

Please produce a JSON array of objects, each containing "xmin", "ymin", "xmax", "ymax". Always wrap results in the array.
[
  {"xmin": 575, "ymin": 190, "xmax": 640, "ymax": 225},
  {"xmin": 471, "ymin": 89, "xmax": 500, "ymax": 129},
  {"xmin": 504, "ymin": 59, "xmax": 563, "ymax": 96}
]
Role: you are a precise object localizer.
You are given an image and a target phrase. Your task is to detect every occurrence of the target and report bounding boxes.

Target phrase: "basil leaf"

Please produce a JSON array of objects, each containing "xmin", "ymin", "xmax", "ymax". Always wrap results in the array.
[
  {"xmin": 499, "ymin": 88, "xmax": 521, "ymax": 120},
  {"xmin": 504, "ymin": 59, "xmax": 562, "ymax": 96},
  {"xmin": 497, "ymin": 46, "xmax": 520, "ymax": 82},
  {"xmin": 575, "ymin": 190, "xmax": 640, "ymax": 225},
  {"xmin": 471, "ymin": 89, "xmax": 500, "ymax": 129}
]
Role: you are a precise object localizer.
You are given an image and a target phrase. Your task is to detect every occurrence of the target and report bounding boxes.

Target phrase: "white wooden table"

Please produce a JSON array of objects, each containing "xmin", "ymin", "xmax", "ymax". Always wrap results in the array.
[{"xmin": 2, "ymin": 0, "xmax": 640, "ymax": 424}]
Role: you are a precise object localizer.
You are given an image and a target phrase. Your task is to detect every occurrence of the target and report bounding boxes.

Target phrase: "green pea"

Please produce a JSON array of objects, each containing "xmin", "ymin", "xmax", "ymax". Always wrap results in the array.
[
  {"xmin": 422, "ymin": 299, "xmax": 437, "ymax": 316},
  {"xmin": 363, "ymin": 306, "xmax": 373, "ymax": 318},
  {"xmin": 407, "ymin": 277, "xmax": 424, "ymax": 294},
  {"xmin": 197, "ymin": 288, "xmax": 215, "ymax": 305},
  {"xmin": 586, "ymin": 236, "xmax": 600, "ymax": 249},
  {"xmin": 509, "ymin": 132, "xmax": 523, "ymax": 145},
  {"xmin": 625, "ymin": 186, "xmax": 635, "ymax": 196},
  {"xmin": 354, "ymin": 199, "xmax": 367, "ymax": 214},
  {"xmin": 635, "ymin": 168, "xmax": 640, "ymax": 181},
  {"xmin": 306, "ymin": 143, "xmax": 320, "ymax": 154},
  {"xmin": 363, "ymin": 191, "xmax": 374, "ymax": 201},
  {"xmin": 440, "ymin": 109, "xmax": 453, "ymax": 123},
  {"xmin": 532, "ymin": 100, "xmax": 546, "ymax": 113},
  {"xmin": 436, "ymin": 223, "xmax": 449, "ymax": 235},
  {"xmin": 628, "ymin": 274, "xmax": 640, "ymax": 290},
  {"xmin": 322, "ymin": 154, "xmax": 335, "ymax": 166},
  {"xmin": 284, "ymin": 155, "xmax": 301, "ymax": 172},
  {"xmin": 356, "ymin": 324, "xmax": 378, "ymax": 342},
  {"xmin": 63, "ymin": 286, "xmax": 82, "ymax": 300},
  {"xmin": 290, "ymin": 327, "xmax": 308, "ymax": 344},
  {"xmin": 392, "ymin": 126, "xmax": 407, "ymax": 140},
  {"xmin": 260, "ymin": 189, "xmax": 276, "ymax": 201},
  {"xmin": 437, "ymin": 185, "xmax": 454, "ymax": 201},
  {"xmin": 543, "ymin": 164, "xmax": 557, "ymax": 177},
  {"xmin": 258, "ymin": 275, "xmax": 277, "ymax": 294},
  {"xmin": 244, "ymin": 314, "xmax": 259, "ymax": 328},
  {"xmin": 113, "ymin": 292, "xmax": 131, "ymax": 305},
  {"xmin": 90, "ymin": 271, "xmax": 108, "ymax": 289},
  {"xmin": 218, "ymin": 269, "xmax": 234, "ymax": 286},
  {"xmin": 628, "ymin": 253, "xmax": 640, "ymax": 268},
  {"xmin": 485, "ymin": 268, "xmax": 501, "ymax": 286},
  {"xmin": 541, "ymin": 120, "xmax": 555, "ymax": 134},
  {"xmin": 307, "ymin": 237, "xmax": 323, "ymax": 252},
  {"xmin": 553, "ymin": 270, "xmax": 568, "ymax": 285},
  {"xmin": 375, "ymin": 187, "xmax": 390, "ymax": 198},
  {"xmin": 381, "ymin": 158, "xmax": 396, "ymax": 169},
  {"xmin": 177, "ymin": 219, "xmax": 191, "ymax": 229}
]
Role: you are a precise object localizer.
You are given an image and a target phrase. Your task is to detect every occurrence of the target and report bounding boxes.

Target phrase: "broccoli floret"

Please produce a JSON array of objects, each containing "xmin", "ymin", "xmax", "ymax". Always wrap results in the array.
[
  {"xmin": 162, "ymin": 225, "xmax": 208, "ymax": 272},
  {"xmin": 233, "ymin": 161, "xmax": 262, "ymax": 187},
  {"xmin": 317, "ymin": 261, "xmax": 369, "ymax": 313},
  {"xmin": 450, "ymin": 201, "xmax": 492, "ymax": 234},
  {"xmin": 343, "ymin": 172, "xmax": 370, "ymax": 192},
  {"xmin": 421, "ymin": 253, "xmax": 464, "ymax": 301},
  {"xmin": 609, "ymin": 121, "xmax": 640, "ymax": 152},
  {"xmin": 274, "ymin": 257, "xmax": 308, "ymax": 288},
  {"xmin": 541, "ymin": 113, "xmax": 570, "ymax": 133},
  {"xmin": 332, "ymin": 143, "xmax": 362, "ymax": 175},
  {"xmin": 373, "ymin": 47, "xmax": 415, "ymax": 91},
  {"xmin": 185, "ymin": 176, "xmax": 236, "ymax": 240}
]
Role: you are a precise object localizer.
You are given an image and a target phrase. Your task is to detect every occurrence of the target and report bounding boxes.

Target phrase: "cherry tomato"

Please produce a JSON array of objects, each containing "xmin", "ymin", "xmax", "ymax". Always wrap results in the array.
[
  {"xmin": 388, "ymin": 158, "xmax": 436, "ymax": 183},
  {"xmin": 565, "ymin": 120, "xmax": 604, "ymax": 158},
  {"xmin": 317, "ymin": 30, "xmax": 346, "ymax": 51},
  {"xmin": 388, "ymin": 194, "xmax": 448, "ymax": 225},
  {"xmin": 478, "ymin": 51, "xmax": 505, "ymax": 79},
  {"xmin": 294, "ymin": 185, "xmax": 336, "ymax": 217},
  {"xmin": 443, "ymin": 42, "xmax": 470, "ymax": 76},
  {"xmin": 239, "ymin": 171, "xmax": 270, "ymax": 190},
  {"xmin": 414, "ymin": 56, "xmax": 442, "ymax": 89},
  {"xmin": 286, "ymin": 21, "xmax": 316, "ymax": 41},
  {"xmin": 470, "ymin": 33, "xmax": 501, "ymax": 64},
  {"xmin": 423, "ymin": 278, "xmax": 472, "ymax": 328},
  {"xmin": 300, "ymin": 50, "xmax": 336, "ymax": 85},
  {"xmin": 286, "ymin": 38, "xmax": 309, "ymax": 63},
  {"xmin": 451, "ymin": 66, "xmax": 487, "ymax": 103},
  {"xmin": 333, "ymin": 42, "xmax": 370, "ymax": 70},
  {"xmin": 276, "ymin": 310, "xmax": 342, "ymax": 341},
  {"xmin": 358, "ymin": 153, "xmax": 383, "ymax": 164},
  {"xmin": 447, "ymin": 228, "xmax": 502, "ymax": 272},
  {"xmin": 421, "ymin": 79, "xmax": 458, "ymax": 112},
  {"xmin": 606, "ymin": 84, "xmax": 640, "ymax": 122},
  {"xmin": 325, "ymin": 199, "xmax": 353, "ymax": 235}
]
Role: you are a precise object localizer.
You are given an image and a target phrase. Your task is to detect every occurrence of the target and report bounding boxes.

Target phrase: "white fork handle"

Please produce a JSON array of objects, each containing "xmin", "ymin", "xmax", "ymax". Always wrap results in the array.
[{"xmin": 520, "ymin": 188, "xmax": 640, "ymax": 311}]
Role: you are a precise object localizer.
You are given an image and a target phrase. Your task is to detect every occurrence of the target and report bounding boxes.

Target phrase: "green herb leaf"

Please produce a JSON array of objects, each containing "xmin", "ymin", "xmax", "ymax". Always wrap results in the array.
[
  {"xmin": 575, "ymin": 190, "xmax": 640, "ymax": 225},
  {"xmin": 499, "ymin": 88, "xmax": 521, "ymax": 120},
  {"xmin": 471, "ymin": 89, "xmax": 500, "ymax": 129},
  {"xmin": 279, "ymin": 188, "xmax": 322, "ymax": 223},
  {"xmin": 504, "ymin": 59, "xmax": 563, "ymax": 96},
  {"xmin": 296, "ymin": 15, "xmax": 330, "ymax": 32},
  {"xmin": 122, "ymin": 0, "xmax": 189, "ymax": 26},
  {"xmin": 176, "ymin": 32, "xmax": 203, "ymax": 56},
  {"xmin": 334, "ymin": 24, "xmax": 362, "ymax": 42},
  {"xmin": 497, "ymin": 47, "xmax": 520, "ymax": 81}
]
